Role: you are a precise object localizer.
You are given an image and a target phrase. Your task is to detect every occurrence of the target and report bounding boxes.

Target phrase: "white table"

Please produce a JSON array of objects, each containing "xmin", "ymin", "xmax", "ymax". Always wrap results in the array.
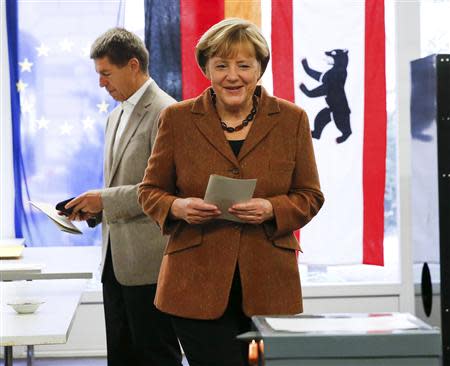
[
  {"xmin": 1, "ymin": 279, "xmax": 88, "ymax": 366},
  {"xmin": 0, "ymin": 247, "xmax": 95, "ymax": 366},
  {"xmin": 0, "ymin": 246, "xmax": 96, "ymax": 282}
]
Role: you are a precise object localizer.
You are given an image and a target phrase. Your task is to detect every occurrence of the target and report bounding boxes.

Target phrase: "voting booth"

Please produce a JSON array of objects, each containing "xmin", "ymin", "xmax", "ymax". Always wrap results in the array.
[
  {"xmin": 410, "ymin": 54, "xmax": 450, "ymax": 365},
  {"xmin": 239, "ymin": 313, "xmax": 441, "ymax": 365}
]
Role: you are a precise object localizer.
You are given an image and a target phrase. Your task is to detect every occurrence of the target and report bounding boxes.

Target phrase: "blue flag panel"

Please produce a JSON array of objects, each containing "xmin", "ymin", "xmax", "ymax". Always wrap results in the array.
[
  {"xmin": 144, "ymin": 0, "xmax": 182, "ymax": 101},
  {"xmin": 10, "ymin": 1, "xmax": 122, "ymax": 246}
]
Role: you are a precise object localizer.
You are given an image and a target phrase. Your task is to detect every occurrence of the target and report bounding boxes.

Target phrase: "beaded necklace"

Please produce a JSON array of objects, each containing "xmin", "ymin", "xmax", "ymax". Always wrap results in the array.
[{"xmin": 211, "ymin": 90, "xmax": 258, "ymax": 133}]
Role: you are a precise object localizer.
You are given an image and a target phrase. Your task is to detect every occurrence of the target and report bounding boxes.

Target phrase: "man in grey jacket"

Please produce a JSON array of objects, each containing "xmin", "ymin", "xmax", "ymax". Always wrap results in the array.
[{"xmin": 66, "ymin": 28, "xmax": 182, "ymax": 366}]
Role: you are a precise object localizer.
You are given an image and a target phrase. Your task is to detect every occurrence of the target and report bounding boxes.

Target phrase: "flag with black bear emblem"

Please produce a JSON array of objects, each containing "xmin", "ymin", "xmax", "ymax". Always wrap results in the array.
[{"xmin": 261, "ymin": 0, "xmax": 387, "ymax": 265}]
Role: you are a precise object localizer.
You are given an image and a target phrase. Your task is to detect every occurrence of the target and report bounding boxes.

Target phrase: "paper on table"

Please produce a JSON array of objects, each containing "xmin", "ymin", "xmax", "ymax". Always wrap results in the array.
[
  {"xmin": 0, "ymin": 239, "xmax": 25, "ymax": 258},
  {"xmin": 204, "ymin": 174, "xmax": 257, "ymax": 223},
  {"xmin": 265, "ymin": 313, "xmax": 420, "ymax": 333},
  {"xmin": 29, "ymin": 201, "xmax": 82, "ymax": 235},
  {"xmin": 0, "ymin": 246, "xmax": 24, "ymax": 258}
]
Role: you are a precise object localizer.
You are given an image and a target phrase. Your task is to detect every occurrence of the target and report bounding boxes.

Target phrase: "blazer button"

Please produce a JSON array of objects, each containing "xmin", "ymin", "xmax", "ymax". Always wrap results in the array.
[{"xmin": 231, "ymin": 168, "xmax": 240, "ymax": 175}]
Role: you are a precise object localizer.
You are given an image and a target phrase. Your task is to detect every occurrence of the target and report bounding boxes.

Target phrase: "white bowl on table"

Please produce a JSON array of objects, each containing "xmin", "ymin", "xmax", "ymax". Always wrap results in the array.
[{"xmin": 7, "ymin": 298, "xmax": 45, "ymax": 314}]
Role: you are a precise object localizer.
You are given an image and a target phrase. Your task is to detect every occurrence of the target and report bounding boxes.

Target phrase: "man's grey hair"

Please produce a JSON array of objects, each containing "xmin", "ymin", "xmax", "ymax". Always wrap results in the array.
[{"xmin": 90, "ymin": 27, "xmax": 149, "ymax": 74}]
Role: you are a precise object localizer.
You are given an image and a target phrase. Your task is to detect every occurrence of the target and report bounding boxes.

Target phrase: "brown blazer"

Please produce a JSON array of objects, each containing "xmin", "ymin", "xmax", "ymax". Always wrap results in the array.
[{"xmin": 138, "ymin": 86, "xmax": 324, "ymax": 320}]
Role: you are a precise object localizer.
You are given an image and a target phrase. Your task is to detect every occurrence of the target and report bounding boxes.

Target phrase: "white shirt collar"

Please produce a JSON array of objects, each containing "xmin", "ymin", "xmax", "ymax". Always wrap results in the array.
[{"xmin": 121, "ymin": 77, "xmax": 153, "ymax": 111}]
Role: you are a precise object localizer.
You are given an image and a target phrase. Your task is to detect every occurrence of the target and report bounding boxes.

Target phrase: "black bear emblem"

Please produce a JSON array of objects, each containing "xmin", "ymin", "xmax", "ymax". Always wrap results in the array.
[{"xmin": 300, "ymin": 49, "xmax": 351, "ymax": 144}]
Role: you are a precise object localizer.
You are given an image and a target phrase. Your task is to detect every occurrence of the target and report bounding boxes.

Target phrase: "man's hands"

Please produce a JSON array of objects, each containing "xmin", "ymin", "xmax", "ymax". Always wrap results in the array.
[
  {"xmin": 170, "ymin": 198, "xmax": 221, "ymax": 224},
  {"xmin": 170, "ymin": 197, "xmax": 274, "ymax": 225},
  {"xmin": 228, "ymin": 198, "xmax": 273, "ymax": 224},
  {"xmin": 64, "ymin": 192, "xmax": 103, "ymax": 221}
]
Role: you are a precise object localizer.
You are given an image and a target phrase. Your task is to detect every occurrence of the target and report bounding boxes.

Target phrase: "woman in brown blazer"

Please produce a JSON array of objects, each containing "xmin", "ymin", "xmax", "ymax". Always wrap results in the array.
[{"xmin": 138, "ymin": 18, "xmax": 324, "ymax": 366}]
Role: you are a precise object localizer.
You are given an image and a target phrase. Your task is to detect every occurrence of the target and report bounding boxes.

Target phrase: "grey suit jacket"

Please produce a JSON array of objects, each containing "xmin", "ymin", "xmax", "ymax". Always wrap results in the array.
[{"xmin": 99, "ymin": 81, "xmax": 175, "ymax": 286}]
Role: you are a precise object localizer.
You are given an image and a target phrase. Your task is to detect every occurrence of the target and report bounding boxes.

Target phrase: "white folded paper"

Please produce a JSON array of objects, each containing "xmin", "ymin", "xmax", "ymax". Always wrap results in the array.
[
  {"xmin": 29, "ymin": 201, "xmax": 82, "ymax": 234},
  {"xmin": 0, "ymin": 238, "xmax": 25, "ymax": 258},
  {"xmin": 204, "ymin": 174, "xmax": 257, "ymax": 223}
]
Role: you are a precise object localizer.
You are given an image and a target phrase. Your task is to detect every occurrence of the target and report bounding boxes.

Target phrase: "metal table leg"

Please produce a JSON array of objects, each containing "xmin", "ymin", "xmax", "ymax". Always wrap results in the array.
[
  {"xmin": 26, "ymin": 346, "xmax": 34, "ymax": 366},
  {"xmin": 4, "ymin": 346, "xmax": 13, "ymax": 366}
]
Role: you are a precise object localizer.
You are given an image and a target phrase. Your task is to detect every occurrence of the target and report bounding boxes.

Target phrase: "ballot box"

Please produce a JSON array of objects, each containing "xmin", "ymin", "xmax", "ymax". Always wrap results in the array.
[
  {"xmin": 410, "ymin": 54, "xmax": 450, "ymax": 364},
  {"xmin": 239, "ymin": 313, "xmax": 441, "ymax": 366}
]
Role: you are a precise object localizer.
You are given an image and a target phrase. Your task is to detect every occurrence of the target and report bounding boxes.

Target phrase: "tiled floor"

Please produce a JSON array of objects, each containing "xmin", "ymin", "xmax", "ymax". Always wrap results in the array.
[{"xmin": 3, "ymin": 356, "xmax": 190, "ymax": 365}]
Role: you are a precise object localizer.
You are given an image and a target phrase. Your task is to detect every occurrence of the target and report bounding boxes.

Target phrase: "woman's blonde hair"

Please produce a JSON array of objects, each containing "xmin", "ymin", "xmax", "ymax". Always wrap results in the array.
[{"xmin": 195, "ymin": 18, "xmax": 270, "ymax": 78}]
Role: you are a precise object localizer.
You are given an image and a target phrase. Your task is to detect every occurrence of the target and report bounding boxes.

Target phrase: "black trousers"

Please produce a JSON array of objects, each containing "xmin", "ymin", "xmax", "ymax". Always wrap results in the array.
[
  {"xmin": 171, "ymin": 268, "xmax": 252, "ymax": 366},
  {"xmin": 102, "ymin": 247, "xmax": 182, "ymax": 366}
]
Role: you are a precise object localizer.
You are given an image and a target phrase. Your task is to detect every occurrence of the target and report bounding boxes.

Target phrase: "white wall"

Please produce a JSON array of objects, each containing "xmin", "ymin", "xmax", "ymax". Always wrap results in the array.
[{"xmin": 0, "ymin": 0, "xmax": 15, "ymax": 239}]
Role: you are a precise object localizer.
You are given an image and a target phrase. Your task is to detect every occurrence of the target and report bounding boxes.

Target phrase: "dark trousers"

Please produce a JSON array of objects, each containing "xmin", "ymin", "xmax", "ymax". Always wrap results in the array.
[
  {"xmin": 171, "ymin": 268, "xmax": 252, "ymax": 366},
  {"xmin": 102, "ymin": 247, "xmax": 182, "ymax": 366}
]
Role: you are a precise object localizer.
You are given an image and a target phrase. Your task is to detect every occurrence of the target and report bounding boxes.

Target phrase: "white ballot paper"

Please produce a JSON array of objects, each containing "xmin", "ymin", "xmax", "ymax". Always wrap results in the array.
[
  {"xmin": 0, "ymin": 238, "xmax": 25, "ymax": 258},
  {"xmin": 204, "ymin": 174, "xmax": 257, "ymax": 223},
  {"xmin": 266, "ymin": 313, "xmax": 420, "ymax": 333},
  {"xmin": 29, "ymin": 201, "xmax": 82, "ymax": 235}
]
